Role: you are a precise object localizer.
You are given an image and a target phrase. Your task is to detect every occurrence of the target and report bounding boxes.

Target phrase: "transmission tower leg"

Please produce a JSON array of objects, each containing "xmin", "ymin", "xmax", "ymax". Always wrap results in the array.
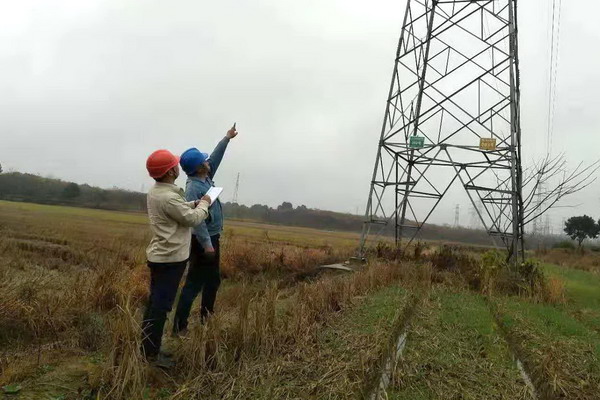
[{"xmin": 508, "ymin": 0, "xmax": 524, "ymax": 266}]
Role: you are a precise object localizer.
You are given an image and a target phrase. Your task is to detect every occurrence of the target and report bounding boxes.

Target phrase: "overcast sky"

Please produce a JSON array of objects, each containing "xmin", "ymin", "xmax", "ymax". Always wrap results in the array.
[{"xmin": 1, "ymin": 0, "xmax": 599, "ymax": 231}]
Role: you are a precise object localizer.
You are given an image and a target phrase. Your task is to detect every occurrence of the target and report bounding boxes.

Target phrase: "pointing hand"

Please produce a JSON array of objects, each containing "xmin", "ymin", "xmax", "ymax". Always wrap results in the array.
[{"xmin": 226, "ymin": 123, "xmax": 238, "ymax": 139}]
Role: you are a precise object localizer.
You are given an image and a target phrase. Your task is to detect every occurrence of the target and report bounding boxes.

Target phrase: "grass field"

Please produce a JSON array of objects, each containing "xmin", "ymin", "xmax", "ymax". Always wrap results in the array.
[
  {"xmin": 1, "ymin": 200, "xmax": 600, "ymax": 399},
  {"xmin": 0, "ymin": 200, "xmax": 362, "ymax": 247}
]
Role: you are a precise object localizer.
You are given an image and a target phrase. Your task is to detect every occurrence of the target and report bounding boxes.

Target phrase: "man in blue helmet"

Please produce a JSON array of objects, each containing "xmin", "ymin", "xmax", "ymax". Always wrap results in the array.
[{"xmin": 173, "ymin": 124, "xmax": 238, "ymax": 334}]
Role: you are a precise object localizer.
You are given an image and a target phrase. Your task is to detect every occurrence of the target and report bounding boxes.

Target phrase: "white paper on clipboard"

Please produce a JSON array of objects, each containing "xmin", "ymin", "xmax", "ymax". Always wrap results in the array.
[{"xmin": 205, "ymin": 186, "xmax": 223, "ymax": 205}]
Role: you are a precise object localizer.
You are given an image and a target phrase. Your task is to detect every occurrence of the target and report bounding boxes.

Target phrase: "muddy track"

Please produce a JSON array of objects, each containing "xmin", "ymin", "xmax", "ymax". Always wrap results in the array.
[
  {"xmin": 363, "ymin": 290, "xmax": 425, "ymax": 400},
  {"xmin": 486, "ymin": 299, "xmax": 549, "ymax": 400}
]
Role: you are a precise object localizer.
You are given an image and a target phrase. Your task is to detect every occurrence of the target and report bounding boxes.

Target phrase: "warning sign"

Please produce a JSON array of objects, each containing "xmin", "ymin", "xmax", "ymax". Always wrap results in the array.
[
  {"xmin": 409, "ymin": 136, "xmax": 425, "ymax": 149},
  {"xmin": 479, "ymin": 138, "xmax": 497, "ymax": 151}
]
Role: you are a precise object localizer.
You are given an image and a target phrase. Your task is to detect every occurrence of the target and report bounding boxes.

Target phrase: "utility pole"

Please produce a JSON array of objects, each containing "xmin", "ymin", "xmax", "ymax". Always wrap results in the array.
[
  {"xmin": 232, "ymin": 173, "xmax": 240, "ymax": 204},
  {"xmin": 359, "ymin": 0, "xmax": 524, "ymax": 264}
]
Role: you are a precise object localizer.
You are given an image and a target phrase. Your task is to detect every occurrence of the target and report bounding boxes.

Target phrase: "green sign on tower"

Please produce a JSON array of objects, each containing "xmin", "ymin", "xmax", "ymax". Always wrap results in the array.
[{"xmin": 409, "ymin": 136, "xmax": 425, "ymax": 149}]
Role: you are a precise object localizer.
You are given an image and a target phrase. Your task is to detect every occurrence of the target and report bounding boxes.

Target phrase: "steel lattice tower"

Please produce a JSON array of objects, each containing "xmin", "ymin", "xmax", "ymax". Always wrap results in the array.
[
  {"xmin": 232, "ymin": 172, "xmax": 240, "ymax": 204},
  {"xmin": 360, "ymin": 0, "xmax": 524, "ymax": 262}
]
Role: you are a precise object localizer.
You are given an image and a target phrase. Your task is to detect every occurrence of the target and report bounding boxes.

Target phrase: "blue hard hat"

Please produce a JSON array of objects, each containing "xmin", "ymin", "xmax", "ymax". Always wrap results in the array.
[{"xmin": 180, "ymin": 148, "xmax": 209, "ymax": 176}]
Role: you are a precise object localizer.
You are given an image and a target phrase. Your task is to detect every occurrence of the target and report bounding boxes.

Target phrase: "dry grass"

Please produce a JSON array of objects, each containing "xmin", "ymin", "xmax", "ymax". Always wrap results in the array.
[
  {"xmin": 220, "ymin": 239, "xmax": 349, "ymax": 279},
  {"xmin": 63, "ymin": 261, "xmax": 427, "ymax": 400},
  {"xmin": 100, "ymin": 297, "xmax": 147, "ymax": 400},
  {"xmin": 543, "ymin": 276, "xmax": 566, "ymax": 305},
  {"xmin": 2, "ymin": 201, "xmax": 595, "ymax": 400},
  {"xmin": 175, "ymin": 262, "xmax": 420, "ymax": 367},
  {"xmin": 0, "ymin": 200, "xmax": 357, "ymax": 398},
  {"xmin": 536, "ymin": 248, "xmax": 600, "ymax": 273},
  {"xmin": 166, "ymin": 262, "xmax": 429, "ymax": 400}
]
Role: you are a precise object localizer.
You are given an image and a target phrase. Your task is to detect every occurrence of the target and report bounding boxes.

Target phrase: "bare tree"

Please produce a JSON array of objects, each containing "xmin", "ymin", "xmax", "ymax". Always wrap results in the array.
[{"xmin": 521, "ymin": 154, "xmax": 600, "ymax": 228}]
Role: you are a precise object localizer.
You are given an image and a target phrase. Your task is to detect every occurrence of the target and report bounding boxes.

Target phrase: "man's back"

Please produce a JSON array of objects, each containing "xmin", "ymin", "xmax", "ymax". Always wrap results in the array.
[{"xmin": 146, "ymin": 182, "xmax": 209, "ymax": 263}]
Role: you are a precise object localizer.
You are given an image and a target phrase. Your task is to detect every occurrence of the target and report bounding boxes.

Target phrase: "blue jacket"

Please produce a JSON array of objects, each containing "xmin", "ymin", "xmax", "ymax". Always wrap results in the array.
[{"xmin": 185, "ymin": 137, "xmax": 230, "ymax": 248}]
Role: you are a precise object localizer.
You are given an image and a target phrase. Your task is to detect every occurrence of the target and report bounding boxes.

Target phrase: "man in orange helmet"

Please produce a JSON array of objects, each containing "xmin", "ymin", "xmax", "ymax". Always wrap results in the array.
[{"xmin": 142, "ymin": 149, "xmax": 212, "ymax": 367}]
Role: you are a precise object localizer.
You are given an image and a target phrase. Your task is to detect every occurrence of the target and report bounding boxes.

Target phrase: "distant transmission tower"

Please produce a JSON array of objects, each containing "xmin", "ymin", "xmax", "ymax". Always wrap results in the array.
[
  {"xmin": 454, "ymin": 204, "xmax": 460, "ymax": 228},
  {"xmin": 469, "ymin": 200, "xmax": 484, "ymax": 229},
  {"xmin": 359, "ymin": 0, "xmax": 524, "ymax": 262},
  {"xmin": 232, "ymin": 173, "xmax": 240, "ymax": 204},
  {"xmin": 532, "ymin": 182, "xmax": 550, "ymax": 236},
  {"xmin": 543, "ymin": 214, "xmax": 551, "ymax": 236},
  {"xmin": 532, "ymin": 183, "xmax": 542, "ymax": 235}
]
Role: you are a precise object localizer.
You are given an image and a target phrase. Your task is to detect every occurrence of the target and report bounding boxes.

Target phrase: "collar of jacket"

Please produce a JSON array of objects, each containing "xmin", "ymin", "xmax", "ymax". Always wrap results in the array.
[
  {"xmin": 188, "ymin": 175, "xmax": 211, "ymax": 184},
  {"xmin": 154, "ymin": 182, "xmax": 184, "ymax": 194}
]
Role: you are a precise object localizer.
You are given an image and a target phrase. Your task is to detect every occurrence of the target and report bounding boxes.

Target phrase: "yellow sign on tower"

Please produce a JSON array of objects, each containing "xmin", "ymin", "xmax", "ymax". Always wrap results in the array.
[{"xmin": 479, "ymin": 138, "xmax": 497, "ymax": 151}]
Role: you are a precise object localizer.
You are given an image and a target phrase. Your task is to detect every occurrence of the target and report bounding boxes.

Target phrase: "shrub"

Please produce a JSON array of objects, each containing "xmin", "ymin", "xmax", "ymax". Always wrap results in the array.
[
  {"xmin": 514, "ymin": 258, "xmax": 546, "ymax": 297},
  {"xmin": 429, "ymin": 245, "xmax": 478, "ymax": 272},
  {"xmin": 478, "ymin": 250, "xmax": 504, "ymax": 295},
  {"xmin": 426, "ymin": 247, "xmax": 563, "ymax": 302},
  {"xmin": 553, "ymin": 240, "xmax": 576, "ymax": 250}
]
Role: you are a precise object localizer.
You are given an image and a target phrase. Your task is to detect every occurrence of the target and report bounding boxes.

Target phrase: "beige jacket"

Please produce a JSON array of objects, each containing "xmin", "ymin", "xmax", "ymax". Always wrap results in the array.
[{"xmin": 146, "ymin": 182, "xmax": 210, "ymax": 263}]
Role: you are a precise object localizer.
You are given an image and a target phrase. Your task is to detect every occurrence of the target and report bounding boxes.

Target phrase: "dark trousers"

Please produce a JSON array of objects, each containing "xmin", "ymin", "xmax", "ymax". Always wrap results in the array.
[
  {"xmin": 174, "ymin": 234, "xmax": 221, "ymax": 333},
  {"xmin": 141, "ymin": 260, "xmax": 187, "ymax": 358}
]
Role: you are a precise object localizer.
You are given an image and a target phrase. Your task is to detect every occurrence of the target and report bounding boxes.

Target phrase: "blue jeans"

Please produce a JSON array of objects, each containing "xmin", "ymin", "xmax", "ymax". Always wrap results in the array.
[
  {"xmin": 173, "ymin": 234, "xmax": 221, "ymax": 333},
  {"xmin": 141, "ymin": 260, "xmax": 187, "ymax": 358}
]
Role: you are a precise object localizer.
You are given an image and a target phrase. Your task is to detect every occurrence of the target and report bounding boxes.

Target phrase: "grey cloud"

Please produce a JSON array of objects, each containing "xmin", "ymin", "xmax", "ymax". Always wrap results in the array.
[{"xmin": 1, "ymin": 0, "xmax": 599, "ymax": 230}]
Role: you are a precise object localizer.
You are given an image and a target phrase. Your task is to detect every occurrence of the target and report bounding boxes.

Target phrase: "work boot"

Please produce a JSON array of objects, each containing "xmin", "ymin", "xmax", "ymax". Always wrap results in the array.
[
  {"xmin": 148, "ymin": 353, "xmax": 175, "ymax": 369},
  {"xmin": 172, "ymin": 328, "xmax": 190, "ymax": 340}
]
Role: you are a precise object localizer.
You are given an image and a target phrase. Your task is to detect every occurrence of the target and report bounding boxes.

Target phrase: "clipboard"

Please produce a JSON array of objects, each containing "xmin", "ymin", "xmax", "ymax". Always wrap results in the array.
[{"xmin": 205, "ymin": 186, "xmax": 223, "ymax": 204}]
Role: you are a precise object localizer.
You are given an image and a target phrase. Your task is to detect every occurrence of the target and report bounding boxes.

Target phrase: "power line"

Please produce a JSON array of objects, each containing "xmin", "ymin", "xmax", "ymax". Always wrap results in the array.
[
  {"xmin": 546, "ymin": 0, "xmax": 556, "ymax": 154},
  {"xmin": 546, "ymin": 0, "xmax": 563, "ymax": 155},
  {"xmin": 550, "ymin": 0, "xmax": 563, "ymax": 147}
]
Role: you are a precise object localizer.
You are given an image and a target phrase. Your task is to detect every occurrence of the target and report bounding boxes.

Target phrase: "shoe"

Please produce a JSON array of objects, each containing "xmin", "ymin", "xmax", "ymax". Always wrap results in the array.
[
  {"xmin": 173, "ymin": 328, "xmax": 190, "ymax": 340},
  {"xmin": 148, "ymin": 353, "xmax": 175, "ymax": 369},
  {"xmin": 160, "ymin": 349, "xmax": 174, "ymax": 358}
]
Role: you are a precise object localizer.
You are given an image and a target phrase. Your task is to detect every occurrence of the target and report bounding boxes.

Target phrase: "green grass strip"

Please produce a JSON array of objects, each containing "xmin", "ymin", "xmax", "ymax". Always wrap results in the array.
[
  {"xmin": 389, "ymin": 289, "xmax": 530, "ymax": 400},
  {"xmin": 542, "ymin": 263, "xmax": 600, "ymax": 330},
  {"xmin": 496, "ymin": 295, "xmax": 600, "ymax": 399}
]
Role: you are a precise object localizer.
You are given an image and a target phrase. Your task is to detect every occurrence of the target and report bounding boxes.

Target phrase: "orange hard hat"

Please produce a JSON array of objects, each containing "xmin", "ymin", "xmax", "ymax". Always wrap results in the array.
[{"xmin": 146, "ymin": 149, "xmax": 180, "ymax": 178}]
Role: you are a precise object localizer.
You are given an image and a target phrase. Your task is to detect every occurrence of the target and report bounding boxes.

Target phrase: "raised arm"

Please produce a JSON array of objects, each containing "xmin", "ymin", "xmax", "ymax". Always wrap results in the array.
[{"xmin": 208, "ymin": 125, "xmax": 238, "ymax": 178}]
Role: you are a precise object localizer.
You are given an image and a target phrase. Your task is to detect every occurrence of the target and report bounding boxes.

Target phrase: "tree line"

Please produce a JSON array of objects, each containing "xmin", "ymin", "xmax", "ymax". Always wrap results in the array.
[
  {"xmin": 0, "ymin": 171, "xmax": 501, "ymax": 246},
  {"xmin": 0, "ymin": 172, "xmax": 146, "ymax": 211}
]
